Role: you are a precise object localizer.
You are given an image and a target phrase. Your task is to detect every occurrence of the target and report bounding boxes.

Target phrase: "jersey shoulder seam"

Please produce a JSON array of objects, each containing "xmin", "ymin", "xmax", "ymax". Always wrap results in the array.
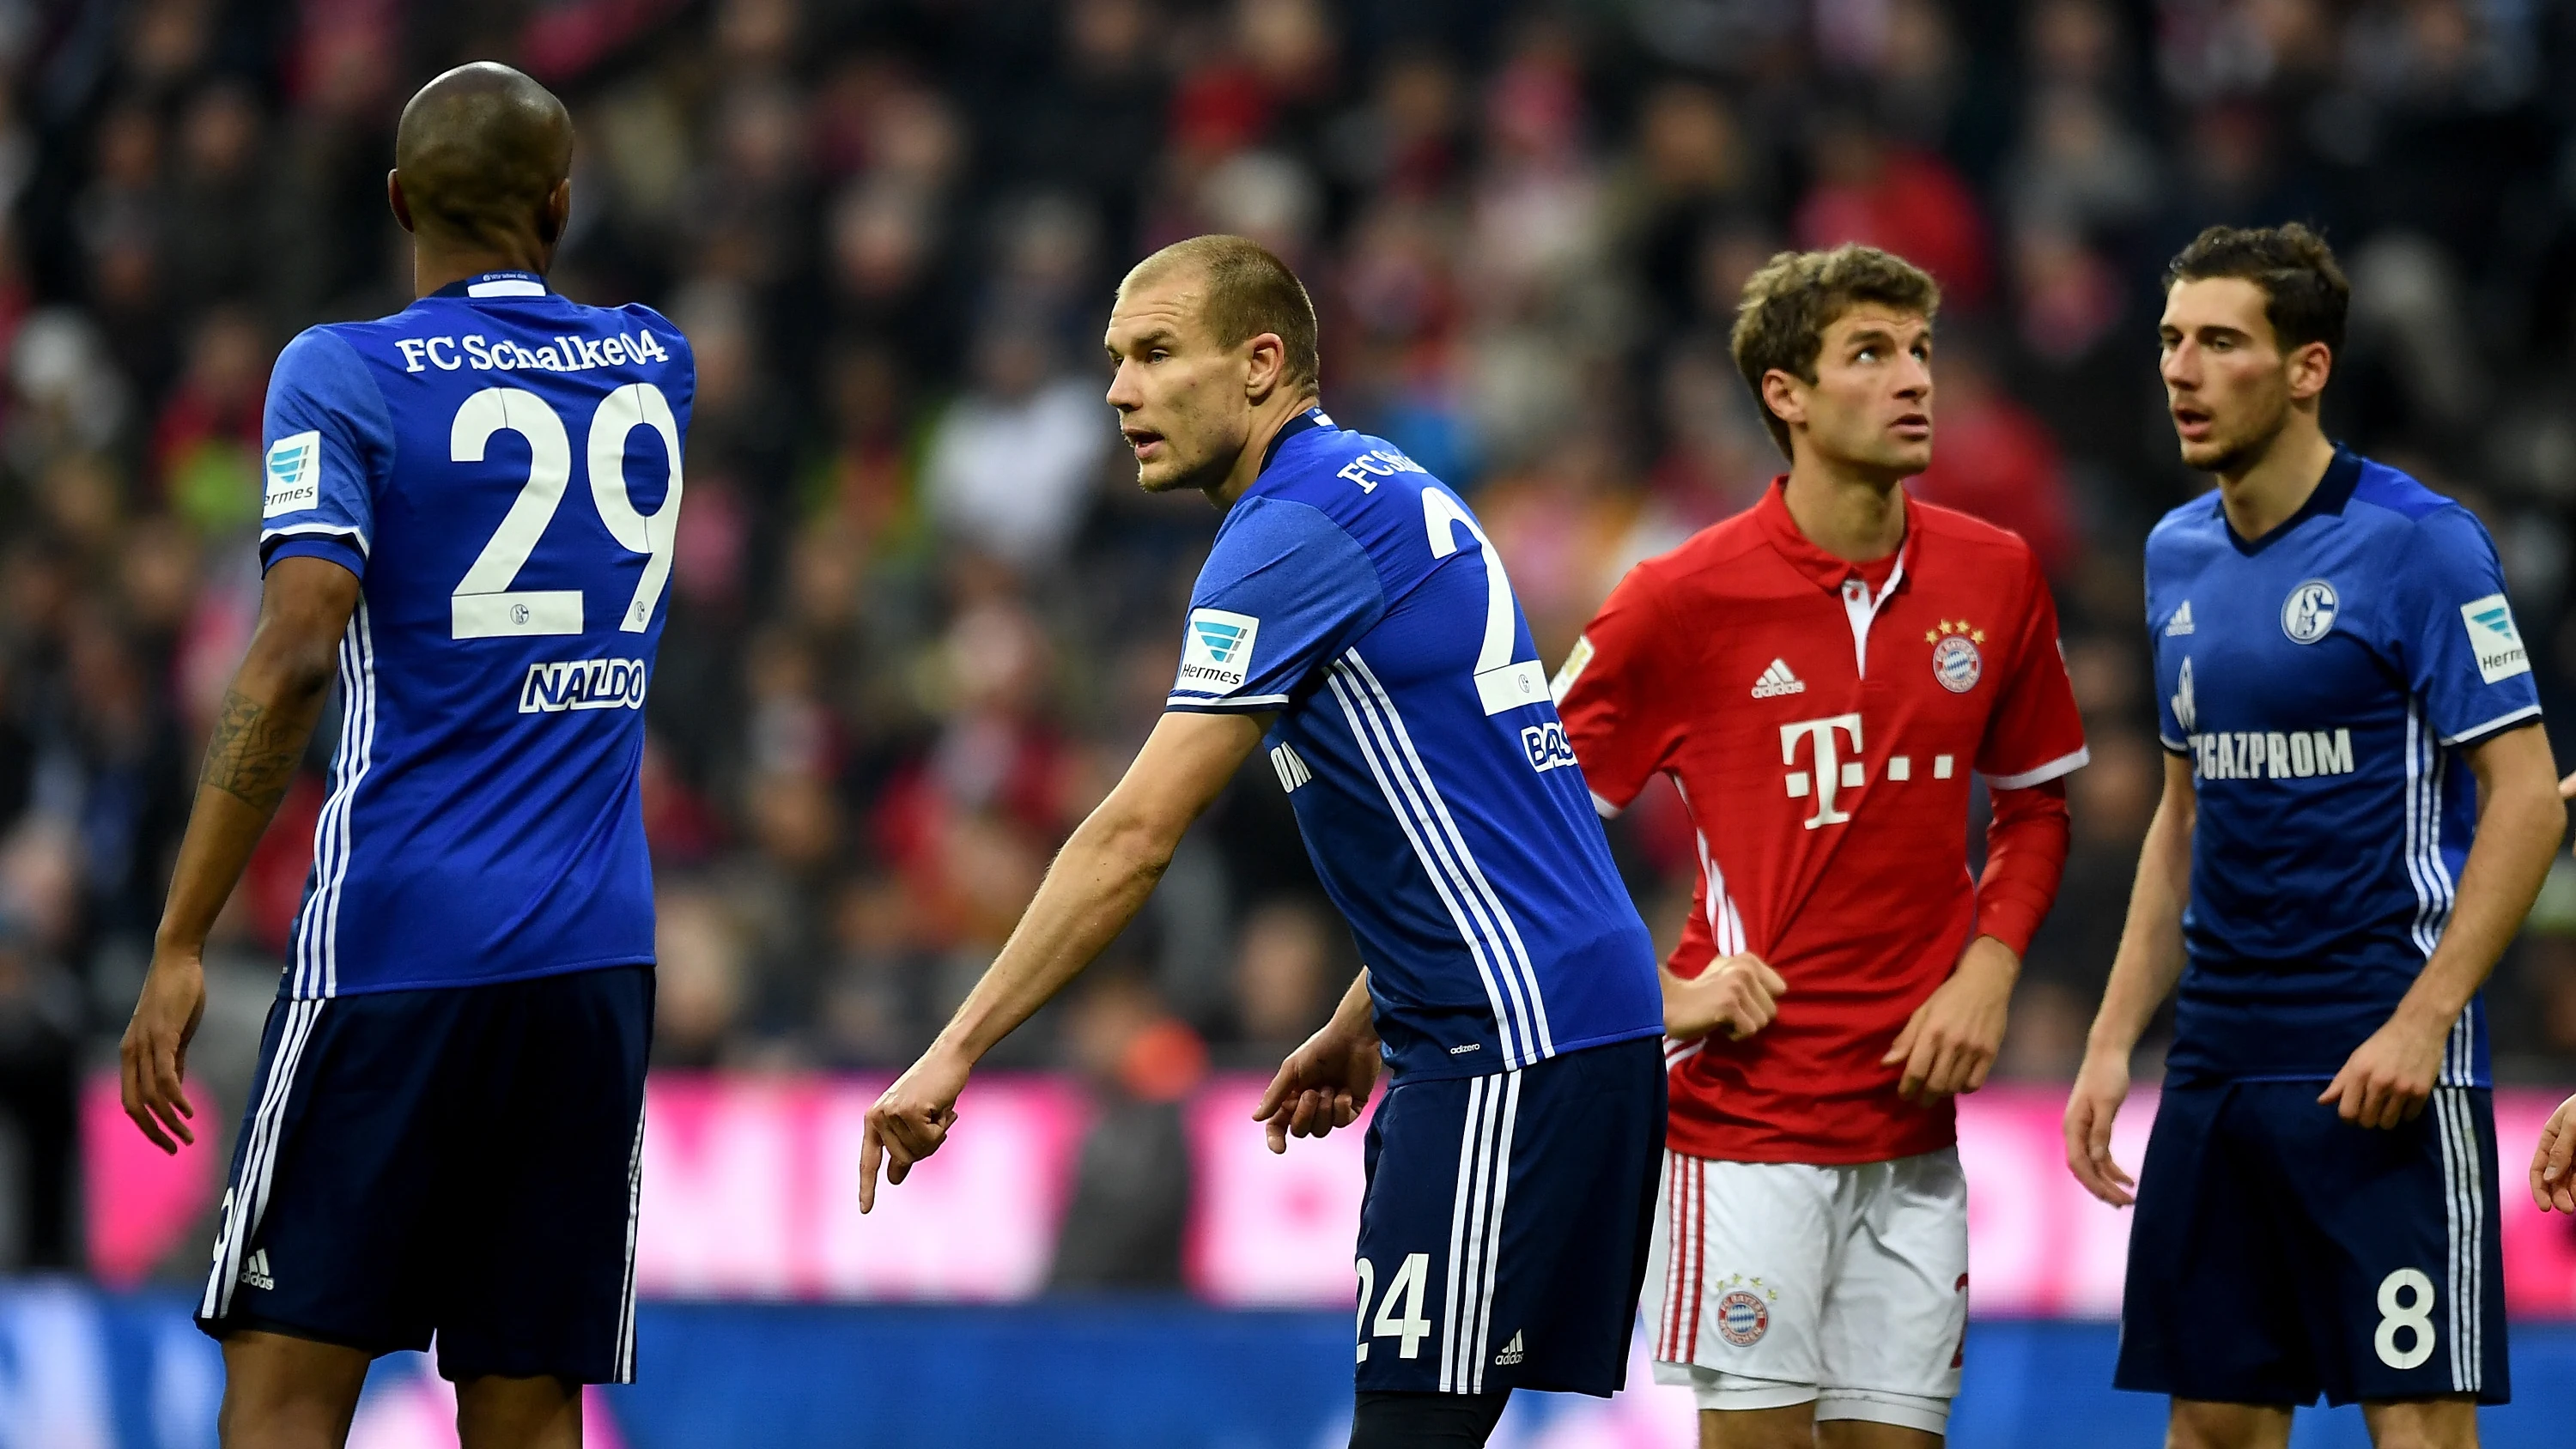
[
  {"xmin": 1223, "ymin": 493, "xmax": 1390, "ymax": 608},
  {"xmin": 291, "ymin": 325, "xmax": 401, "ymax": 499},
  {"xmin": 1636, "ymin": 515, "xmax": 1771, "ymax": 600},
  {"xmin": 618, "ymin": 302, "xmax": 694, "ymax": 361},
  {"xmin": 1911, "ymin": 495, "xmax": 2038, "ymax": 556}
]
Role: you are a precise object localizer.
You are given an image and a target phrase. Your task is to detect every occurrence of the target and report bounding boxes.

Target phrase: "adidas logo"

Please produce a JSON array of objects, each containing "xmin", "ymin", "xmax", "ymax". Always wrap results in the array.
[
  {"xmin": 2166, "ymin": 602, "xmax": 2195, "ymax": 636},
  {"xmin": 1750, "ymin": 659, "xmax": 1806, "ymax": 699},
  {"xmin": 1493, "ymin": 1331, "xmax": 1524, "ymax": 1367},
  {"xmin": 242, "ymin": 1249, "xmax": 275, "ymax": 1291}
]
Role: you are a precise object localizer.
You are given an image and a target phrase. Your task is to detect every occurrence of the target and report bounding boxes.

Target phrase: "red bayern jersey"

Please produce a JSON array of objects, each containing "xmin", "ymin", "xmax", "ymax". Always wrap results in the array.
[{"xmin": 1555, "ymin": 482, "xmax": 2087, "ymax": 1164}]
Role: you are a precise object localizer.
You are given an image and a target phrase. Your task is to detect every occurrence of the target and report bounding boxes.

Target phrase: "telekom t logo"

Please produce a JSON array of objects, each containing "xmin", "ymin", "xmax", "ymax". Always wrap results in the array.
[{"xmin": 1781, "ymin": 712, "xmax": 1865, "ymax": 829}]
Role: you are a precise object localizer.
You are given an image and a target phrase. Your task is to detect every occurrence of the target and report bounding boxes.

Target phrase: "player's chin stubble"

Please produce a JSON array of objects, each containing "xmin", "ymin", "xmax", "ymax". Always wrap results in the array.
[{"xmin": 2180, "ymin": 419, "xmax": 2272, "ymax": 477}]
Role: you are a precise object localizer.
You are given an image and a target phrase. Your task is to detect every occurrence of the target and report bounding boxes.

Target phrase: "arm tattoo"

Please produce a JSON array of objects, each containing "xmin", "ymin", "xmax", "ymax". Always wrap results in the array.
[{"xmin": 199, "ymin": 688, "xmax": 307, "ymax": 811}]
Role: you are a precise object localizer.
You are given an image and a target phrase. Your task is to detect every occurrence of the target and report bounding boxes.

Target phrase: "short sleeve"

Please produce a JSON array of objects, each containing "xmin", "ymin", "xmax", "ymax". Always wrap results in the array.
[
  {"xmin": 1976, "ymin": 553, "xmax": 2091, "ymax": 788},
  {"xmin": 1166, "ymin": 496, "xmax": 1386, "ymax": 713},
  {"xmin": 2152, "ymin": 646, "xmax": 2190, "ymax": 756},
  {"xmin": 258, "ymin": 328, "xmax": 392, "ymax": 579},
  {"xmin": 1552, "ymin": 564, "xmax": 1680, "ymax": 816},
  {"xmin": 2397, "ymin": 506, "xmax": 2543, "ymax": 747}
]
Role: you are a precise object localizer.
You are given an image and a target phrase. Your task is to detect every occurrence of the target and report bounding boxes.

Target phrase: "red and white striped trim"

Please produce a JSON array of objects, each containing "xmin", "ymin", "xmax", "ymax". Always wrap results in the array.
[{"xmin": 1657, "ymin": 1155, "xmax": 1707, "ymax": 1363}]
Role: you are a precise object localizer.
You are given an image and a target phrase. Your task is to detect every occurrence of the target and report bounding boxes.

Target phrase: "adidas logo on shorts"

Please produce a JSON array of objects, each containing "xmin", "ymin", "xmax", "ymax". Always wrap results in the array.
[
  {"xmin": 242, "ymin": 1248, "xmax": 275, "ymax": 1291},
  {"xmin": 1750, "ymin": 659, "xmax": 1806, "ymax": 699},
  {"xmin": 1492, "ymin": 1331, "xmax": 1524, "ymax": 1367}
]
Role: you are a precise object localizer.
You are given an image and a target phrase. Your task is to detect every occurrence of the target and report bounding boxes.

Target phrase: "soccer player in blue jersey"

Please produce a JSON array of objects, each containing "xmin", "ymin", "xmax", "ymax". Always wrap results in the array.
[
  {"xmin": 2063, "ymin": 224, "xmax": 2564, "ymax": 1449},
  {"xmin": 861, "ymin": 235, "xmax": 1667, "ymax": 1447},
  {"xmin": 118, "ymin": 64, "xmax": 688, "ymax": 1449}
]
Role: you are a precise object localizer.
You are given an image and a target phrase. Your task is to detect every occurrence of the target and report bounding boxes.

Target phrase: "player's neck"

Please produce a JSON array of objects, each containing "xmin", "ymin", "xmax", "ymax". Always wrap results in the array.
[
  {"xmin": 1780, "ymin": 458, "xmax": 1907, "ymax": 564},
  {"xmin": 1206, "ymin": 391, "xmax": 1319, "ymax": 512},
  {"xmin": 2214, "ymin": 417, "xmax": 2336, "ymax": 543},
  {"xmin": 411, "ymin": 242, "xmax": 551, "ymax": 300}
]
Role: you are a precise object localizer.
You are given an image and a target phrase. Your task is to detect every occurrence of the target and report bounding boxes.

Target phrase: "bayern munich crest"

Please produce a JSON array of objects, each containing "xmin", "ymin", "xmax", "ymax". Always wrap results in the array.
[
  {"xmin": 1928, "ymin": 619, "xmax": 1984, "ymax": 694},
  {"xmin": 1716, "ymin": 1289, "xmax": 1771, "ymax": 1346}
]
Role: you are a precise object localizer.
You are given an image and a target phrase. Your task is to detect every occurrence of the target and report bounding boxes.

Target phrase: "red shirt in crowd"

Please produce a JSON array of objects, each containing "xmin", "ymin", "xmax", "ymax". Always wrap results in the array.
[{"xmin": 1554, "ymin": 482, "xmax": 2087, "ymax": 1164}]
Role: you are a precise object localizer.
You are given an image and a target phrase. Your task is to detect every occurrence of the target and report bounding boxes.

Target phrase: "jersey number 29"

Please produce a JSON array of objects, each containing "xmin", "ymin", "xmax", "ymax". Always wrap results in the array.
[{"xmin": 449, "ymin": 384, "xmax": 683, "ymax": 640}]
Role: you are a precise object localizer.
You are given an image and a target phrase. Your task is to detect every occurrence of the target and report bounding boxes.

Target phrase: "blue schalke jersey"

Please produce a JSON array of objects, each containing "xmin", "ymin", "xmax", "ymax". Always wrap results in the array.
[
  {"xmin": 2147, "ymin": 450, "xmax": 2541, "ymax": 1085},
  {"xmin": 256, "ymin": 270, "xmax": 691, "ymax": 998},
  {"xmin": 1166, "ymin": 410, "xmax": 1662, "ymax": 1080}
]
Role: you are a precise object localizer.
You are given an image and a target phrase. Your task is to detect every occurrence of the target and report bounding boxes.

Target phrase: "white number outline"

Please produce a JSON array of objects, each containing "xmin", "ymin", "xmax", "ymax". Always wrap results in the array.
[
  {"xmin": 448, "ymin": 384, "xmax": 684, "ymax": 640},
  {"xmin": 1354, "ymin": 1257, "xmax": 1376, "ymax": 1363},
  {"xmin": 2373, "ymin": 1267, "xmax": 2436, "ymax": 1371},
  {"xmin": 588, "ymin": 383, "xmax": 686, "ymax": 632},
  {"xmin": 1421, "ymin": 488, "xmax": 1546, "ymax": 715},
  {"xmin": 1370, "ymin": 1251, "xmax": 1433, "ymax": 1361}
]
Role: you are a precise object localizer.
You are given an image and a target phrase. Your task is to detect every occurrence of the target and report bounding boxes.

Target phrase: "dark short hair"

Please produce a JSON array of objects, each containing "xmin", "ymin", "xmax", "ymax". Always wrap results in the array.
[
  {"xmin": 395, "ymin": 63, "xmax": 574, "ymax": 253},
  {"xmin": 1124, "ymin": 234, "xmax": 1320, "ymax": 391},
  {"xmin": 2165, "ymin": 222, "xmax": 2348, "ymax": 357},
  {"xmin": 1730, "ymin": 244, "xmax": 1941, "ymax": 458}
]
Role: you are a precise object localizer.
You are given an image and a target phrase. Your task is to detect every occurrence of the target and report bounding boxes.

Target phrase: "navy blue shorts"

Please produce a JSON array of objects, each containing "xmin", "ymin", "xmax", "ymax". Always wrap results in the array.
[
  {"xmin": 1353, "ymin": 1035, "xmax": 1665, "ymax": 1397},
  {"xmin": 196, "ymin": 965, "xmax": 653, "ymax": 1384},
  {"xmin": 2116, "ymin": 1081, "xmax": 2507, "ymax": 1408}
]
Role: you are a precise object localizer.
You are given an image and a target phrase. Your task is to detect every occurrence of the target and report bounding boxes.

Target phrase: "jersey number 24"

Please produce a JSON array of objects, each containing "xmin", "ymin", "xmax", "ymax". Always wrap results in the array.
[{"xmin": 448, "ymin": 383, "xmax": 683, "ymax": 640}]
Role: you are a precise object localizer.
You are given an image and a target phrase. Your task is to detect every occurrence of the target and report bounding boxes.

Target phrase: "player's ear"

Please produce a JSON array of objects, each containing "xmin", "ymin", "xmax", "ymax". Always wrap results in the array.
[
  {"xmin": 1243, "ymin": 331, "xmax": 1286, "ymax": 404},
  {"xmin": 386, "ymin": 170, "xmax": 416, "ymax": 234},
  {"xmin": 1760, "ymin": 368, "xmax": 1806, "ymax": 430},
  {"xmin": 539, "ymin": 177, "xmax": 572, "ymax": 247},
  {"xmin": 2286, "ymin": 340, "xmax": 2332, "ymax": 403}
]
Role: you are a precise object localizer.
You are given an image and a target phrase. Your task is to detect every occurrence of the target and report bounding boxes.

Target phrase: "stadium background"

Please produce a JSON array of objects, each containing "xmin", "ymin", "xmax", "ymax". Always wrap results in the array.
[{"xmin": 3, "ymin": 0, "xmax": 2576, "ymax": 1443}]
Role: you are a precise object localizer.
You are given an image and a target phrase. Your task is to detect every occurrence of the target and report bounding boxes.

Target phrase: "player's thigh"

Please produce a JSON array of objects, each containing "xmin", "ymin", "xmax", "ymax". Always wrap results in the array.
[
  {"xmin": 2263, "ymin": 1085, "xmax": 2506, "ymax": 1408},
  {"xmin": 2115, "ymin": 1085, "xmax": 2316, "ymax": 1407},
  {"xmin": 197, "ymin": 992, "xmax": 459, "ymax": 1357},
  {"xmin": 216, "ymin": 1329, "xmax": 371, "ymax": 1449},
  {"xmin": 435, "ymin": 965, "xmax": 653, "ymax": 1385},
  {"xmin": 2356, "ymin": 1394, "xmax": 2479, "ymax": 1449},
  {"xmin": 454, "ymin": 1373, "xmax": 582, "ymax": 1449},
  {"xmin": 1694, "ymin": 1402, "xmax": 1814, "ymax": 1449},
  {"xmin": 2167, "ymin": 1398, "xmax": 2293, "ymax": 1449},
  {"xmin": 1816, "ymin": 1148, "xmax": 1967, "ymax": 1418},
  {"xmin": 1649, "ymin": 1150, "xmax": 1834, "ymax": 1395},
  {"xmin": 1813, "ymin": 1418, "xmax": 1941, "ymax": 1449}
]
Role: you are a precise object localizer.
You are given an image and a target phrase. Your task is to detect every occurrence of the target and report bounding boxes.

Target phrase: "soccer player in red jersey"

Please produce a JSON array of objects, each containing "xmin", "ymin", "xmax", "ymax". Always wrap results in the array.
[{"xmin": 1553, "ymin": 245, "xmax": 2088, "ymax": 1447}]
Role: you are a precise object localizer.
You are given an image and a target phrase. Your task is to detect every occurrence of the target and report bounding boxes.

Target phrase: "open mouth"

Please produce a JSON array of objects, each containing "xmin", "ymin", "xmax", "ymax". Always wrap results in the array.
[
  {"xmin": 1122, "ymin": 426, "xmax": 1166, "ymax": 459},
  {"xmin": 2171, "ymin": 405, "xmax": 2214, "ymax": 440},
  {"xmin": 1891, "ymin": 412, "xmax": 1931, "ymax": 440}
]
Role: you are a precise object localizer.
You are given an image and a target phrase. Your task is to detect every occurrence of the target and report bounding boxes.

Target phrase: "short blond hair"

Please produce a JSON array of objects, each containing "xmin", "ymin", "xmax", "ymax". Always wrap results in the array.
[
  {"xmin": 1123, "ymin": 234, "xmax": 1320, "ymax": 391},
  {"xmin": 1730, "ymin": 244, "xmax": 1941, "ymax": 457}
]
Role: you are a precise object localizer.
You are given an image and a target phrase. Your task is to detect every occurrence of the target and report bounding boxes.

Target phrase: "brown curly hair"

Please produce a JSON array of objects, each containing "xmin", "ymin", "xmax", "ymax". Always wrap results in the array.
[{"xmin": 1729, "ymin": 244, "xmax": 1942, "ymax": 458}]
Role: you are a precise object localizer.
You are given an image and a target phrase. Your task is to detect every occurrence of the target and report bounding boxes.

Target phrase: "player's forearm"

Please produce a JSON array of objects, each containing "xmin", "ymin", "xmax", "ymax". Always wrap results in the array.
[
  {"xmin": 1325, "ymin": 968, "xmax": 1378, "ymax": 1046},
  {"xmin": 153, "ymin": 644, "xmax": 338, "ymax": 955},
  {"xmin": 933, "ymin": 808, "xmax": 1178, "ymax": 1064},
  {"xmin": 1975, "ymin": 781, "xmax": 2069, "ymax": 956},
  {"xmin": 2086, "ymin": 793, "xmax": 2192, "ymax": 1058},
  {"xmin": 2401, "ymin": 749, "xmax": 2564, "ymax": 1027}
]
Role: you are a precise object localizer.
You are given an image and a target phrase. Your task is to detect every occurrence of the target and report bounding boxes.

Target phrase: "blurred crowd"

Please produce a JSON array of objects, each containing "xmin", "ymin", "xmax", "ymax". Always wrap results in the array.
[{"xmin": 3, "ymin": 0, "xmax": 2576, "ymax": 1273}]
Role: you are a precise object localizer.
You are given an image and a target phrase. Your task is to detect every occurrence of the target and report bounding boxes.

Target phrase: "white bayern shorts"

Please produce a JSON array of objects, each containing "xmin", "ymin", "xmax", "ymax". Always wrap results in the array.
[{"xmin": 1643, "ymin": 1146, "xmax": 1968, "ymax": 1434}]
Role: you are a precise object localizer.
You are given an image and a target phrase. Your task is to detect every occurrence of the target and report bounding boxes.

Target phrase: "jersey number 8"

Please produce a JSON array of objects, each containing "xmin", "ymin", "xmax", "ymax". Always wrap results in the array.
[{"xmin": 448, "ymin": 384, "xmax": 683, "ymax": 640}]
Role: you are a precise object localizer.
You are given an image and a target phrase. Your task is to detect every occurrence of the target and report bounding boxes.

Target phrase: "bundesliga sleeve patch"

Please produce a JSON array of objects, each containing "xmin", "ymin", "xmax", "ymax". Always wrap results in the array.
[
  {"xmin": 1549, "ymin": 634, "xmax": 1595, "ymax": 701},
  {"xmin": 263, "ymin": 431, "xmax": 322, "ymax": 517},
  {"xmin": 1178, "ymin": 608, "xmax": 1261, "ymax": 694},
  {"xmin": 2460, "ymin": 594, "xmax": 2530, "ymax": 683}
]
